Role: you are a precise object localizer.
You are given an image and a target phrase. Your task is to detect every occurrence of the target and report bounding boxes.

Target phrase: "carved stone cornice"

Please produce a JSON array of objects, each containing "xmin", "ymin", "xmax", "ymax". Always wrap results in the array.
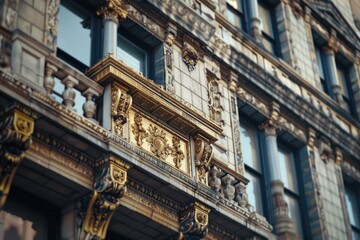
[
  {"xmin": 0, "ymin": 104, "xmax": 35, "ymax": 208},
  {"xmin": 79, "ymin": 155, "xmax": 131, "ymax": 240},
  {"xmin": 179, "ymin": 202, "xmax": 210, "ymax": 240},
  {"xmin": 97, "ymin": 0, "xmax": 128, "ymax": 22},
  {"xmin": 146, "ymin": 0, "xmax": 216, "ymax": 44},
  {"xmin": 194, "ymin": 135, "xmax": 213, "ymax": 184},
  {"xmin": 111, "ymin": 84, "xmax": 132, "ymax": 136}
]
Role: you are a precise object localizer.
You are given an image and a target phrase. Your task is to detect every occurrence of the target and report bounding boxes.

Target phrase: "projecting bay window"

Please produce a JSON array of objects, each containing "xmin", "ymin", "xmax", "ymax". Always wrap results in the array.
[
  {"xmin": 240, "ymin": 120, "xmax": 264, "ymax": 215},
  {"xmin": 345, "ymin": 185, "xmax": 360, "ymax": 239}
]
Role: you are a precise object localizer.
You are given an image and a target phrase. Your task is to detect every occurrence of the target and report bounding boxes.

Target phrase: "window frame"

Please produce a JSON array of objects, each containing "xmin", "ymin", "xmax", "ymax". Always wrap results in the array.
[
  {"xmin": 226, "ymin": 0, "xmax": 246, "ymax": 32},
  {"xmin": 345, "ymin": 184, "xmax": 360, "ymax": 238}
]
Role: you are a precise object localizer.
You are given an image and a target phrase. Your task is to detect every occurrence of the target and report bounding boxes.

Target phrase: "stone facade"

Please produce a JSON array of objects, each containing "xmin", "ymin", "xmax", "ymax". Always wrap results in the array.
[{"xmin": 0, "ymin": 0, "xmax": 359, "ymax": 240}]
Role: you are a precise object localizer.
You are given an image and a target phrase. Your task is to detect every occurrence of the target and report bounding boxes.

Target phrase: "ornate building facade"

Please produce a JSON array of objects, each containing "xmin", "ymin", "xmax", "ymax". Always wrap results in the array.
[{"xmin": 0, "ymin": 0, "xmax": 359, "ymax": 239}]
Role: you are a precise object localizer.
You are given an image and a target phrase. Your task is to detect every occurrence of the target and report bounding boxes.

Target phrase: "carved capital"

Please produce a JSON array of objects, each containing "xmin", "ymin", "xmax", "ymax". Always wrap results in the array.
[
  {"xmin": 259, "ymin": 102, "xmax": 280, "ymax": 136},
  {"xmin": 112, "ymin": 85, "xmax": 132, "ymax": 136},
  {"xmin": 182, "ymin": 35, "xmax": 201, "ymax": 72},
  {"xmin": 0, "ymin": 106, "xmax": 35, "ymax": 208},
  {"xmin": 335, "ymin": 148, "xmax": 342, "ymax": 165},
  {"xmin": 179, "ymin": 202, "xmax": 210, "ymax": 240},
  {"xmin": 319, "ymin": 137, "xmax": 332, "ymax": 163},
  {"xmin": 194, "ymin": 135, "xmax": 213, "ymax": 184},
  {"xmin": 165, "ymin": 23, "xmax": 177, "ymax": 47},
  {"xmin": 79, "ymin": 155, "xmax": 131, "ymax": 240},
  {"xmin": 308, "ymin": 128, "xmax": 316, "ymax": 149},
  {"xmin": 97, "ymin": 0, "xmax": 127, "ymax": 22},
  {"xmin": 326, "ymin": 29, "xmax": 338, "ymax": 53}
]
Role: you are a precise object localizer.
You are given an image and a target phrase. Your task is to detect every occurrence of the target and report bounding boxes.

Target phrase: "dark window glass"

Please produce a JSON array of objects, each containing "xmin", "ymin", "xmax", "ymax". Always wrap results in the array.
[
  {"xmin": 258, "ymin": 2, "xmax": 276, "ymax": 55},
  {"xmin": 345, "ymin": 186, "xmax": 360, "ymax": 238},
  {"xmin": 58, "ymin": 3, "xmax": 91, "ymax": 67}
]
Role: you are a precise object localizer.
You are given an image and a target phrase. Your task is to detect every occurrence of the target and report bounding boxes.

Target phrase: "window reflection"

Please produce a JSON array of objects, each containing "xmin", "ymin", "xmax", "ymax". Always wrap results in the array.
[
  {"xmin": 240, "ymin": 122, "xmax": 261, "ymax": 172},
  {"xmin": 278, "ymin": 148, "xmax": 298, "ymax": 193}
]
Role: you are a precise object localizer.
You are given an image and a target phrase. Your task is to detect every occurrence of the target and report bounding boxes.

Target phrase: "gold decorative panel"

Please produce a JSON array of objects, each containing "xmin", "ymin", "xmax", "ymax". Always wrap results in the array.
[{"xmin": 128, "ymin": 110, "xmax": 190, "ymax": 174}]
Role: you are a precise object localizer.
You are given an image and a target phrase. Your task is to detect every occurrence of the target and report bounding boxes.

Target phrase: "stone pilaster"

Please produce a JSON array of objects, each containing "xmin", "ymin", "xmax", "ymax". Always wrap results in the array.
[
  {"xmin": 78, "ymin": 154, "xmax": 131, "ymax": 240},
  {"xmin": 97, "ymin": 0, "xmax": 128, "ymax": 58},
  {"xmin": 179, "ymin": 202, "xmax": 210, "ymax": 240},
  {"xmin": 0, "ymin": 104, "xmax": 35, "ymax": 209},
  {"xmin": 164, "ymin": 23, "xmax": 177, "ymax": 95}
]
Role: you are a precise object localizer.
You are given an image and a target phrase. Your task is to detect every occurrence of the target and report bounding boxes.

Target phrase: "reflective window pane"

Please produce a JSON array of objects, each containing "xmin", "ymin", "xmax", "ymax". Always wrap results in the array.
[
  {"xmin": 117, "ymin": 35, "xmax": 147, "ymax": 76},
  {"xmin": 262, "ymin": 37, "xmax": 275, "ymax": 55},
  {"xmin": 285, "ymin": 194, "xmax": 303, "ymax": 240},
  {"xmin": 345, "ymin": 187, "xmax": 360, "ymax": 228},
  {"xmin": 278, "ymin": 148, "xmax": 298, "ymax": 193},
  {"xmin": 258, "ymin": 4, "xmax": 274, "ymax": 37},
  {"xmin": 226, "ymin": 7, "xmax": 242, "ymax": 30},
  {"xmin": 227, "ymin": 0, "xmax": 242, "ymax": 11},
  {"xmin": 245, "ymin": 170, "xmax": 263, "ymax": 215},
  {"xmin": 315, "ymin": 47, "xmax": 325, "ymax": 80},
  {"xmin": 58, "ymin": 4, "xmax": 91, "ymax": 66},
  {"xmin": 336, "ymin": 65, "xmax": 349, "ymax": 98},
  {"xmin": 240, "ymin": 122, "xmax": 261, "ymax": 172}
]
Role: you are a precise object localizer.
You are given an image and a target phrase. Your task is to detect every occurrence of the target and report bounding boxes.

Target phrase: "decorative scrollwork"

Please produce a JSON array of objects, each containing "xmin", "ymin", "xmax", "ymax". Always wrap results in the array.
[
  {"xmin": 171, "ymin": 137, "xmax": 184, "ymax": 169},
  {"xmin": 146, "ymin": 125, "xmax": 171, "ymax": 160},
  {"xmin": 131, "ymin": 113, "xmax": 148, "ymax": 147},
  {"xmin": 179, "ymin": 202, "xmax": 210, "ymax": 240},
  {"xmin": 194, "ymin": 136, "xmax": 213, "ymax": 184},
  {"xmin": 96, "ymin": 0, "xmax": 128, "ymax": 22},
  {"xmin": 112, "ymin": 86, "xmax": 132, "ymax": 136},
  {"xmin": 79, "ymin": 155, "xmax": 131, "ymax": 240},
  {"xmin": 182, "ymin": 42, "xmax": 199, "ymax": 72},
  {"xmin": 0, "ymin": 107, "xmax": 35, "ymax": 208}
]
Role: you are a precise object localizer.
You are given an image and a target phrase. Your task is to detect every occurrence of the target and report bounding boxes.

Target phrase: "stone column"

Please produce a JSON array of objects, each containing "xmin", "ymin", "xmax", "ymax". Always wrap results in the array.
[
  {"xmin": 179, "ymin": 202, "xmax": 210, "ymax": 240},
  {"xmin": 96, "ymin": 0, "xmax": 128, "ymax": 58},
  {"xmin": 259, "ymin": 103, "xmax": 298, "ymax": 240},
  {"xmin": 78, "ymin": 155, "xmax": 132, "ymax": 240},
  {"xmin": 245, "ymin": 0, "xmax": 262, "ymax": 43},
  {"xmin": 0, "ymin": 104, "xmax": 35, "ymax": 209}
]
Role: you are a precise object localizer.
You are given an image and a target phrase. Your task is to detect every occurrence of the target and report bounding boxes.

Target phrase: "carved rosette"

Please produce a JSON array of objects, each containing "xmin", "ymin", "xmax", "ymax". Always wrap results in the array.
[
  {"xmin": 194, "ymin": 136, "xmax": 213, "ymax": 184},
  {"xmin": 0, "ymin": 107, "xmax": 35, "ymax": 208},
  {"xmin": 112, "ymin": 86, "xmax": 132, "ymax": 136},
  {"xmin": 96, "ymin": 0, "xmax": 128, "ymax": 22},
  {"xmin": 79, "ymin": 155, "xmax": 131, "ymax": 240},
  {"xmin": 172, "ymin": 137, "xmax": 185, "ymax": 169},
  {"xmin": 179, "ymin": 202, "xmax": 210, "ymax": 240},
  {"xmin": 146, "ymin": 125, "xmax": 171, "ymax": 160}
]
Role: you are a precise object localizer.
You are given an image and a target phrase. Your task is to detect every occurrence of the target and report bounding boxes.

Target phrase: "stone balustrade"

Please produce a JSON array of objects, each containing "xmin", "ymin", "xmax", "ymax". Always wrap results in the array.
[{"xmin": 44, "ymin": 56, "xmax": 103, "ymax": 121}]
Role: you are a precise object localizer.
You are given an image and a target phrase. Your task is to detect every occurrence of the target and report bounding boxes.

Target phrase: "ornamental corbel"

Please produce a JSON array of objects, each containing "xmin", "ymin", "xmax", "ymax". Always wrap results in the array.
[
  {"xmin": 79, "ymin": 155, "xmax": 131, "ymax": 240},
  {"xmin": 194, "ymin": 135, "xmax": 213, "ymax": 184},
  {"xmin": 0, "ymin": 105, "xmax": 35, "ymax": 209},
  {"xmin": 96, "ymin": 0, "xmax": 128, "ymax": 22},
  {"xmin": 319, "ymin": 137, "xmax": 332, "ymax": 163},
  {"xmin": 182, "ymin": 35, "xmax": 201, "ymax": 72},
  {"xmin": 111, "ymin": 85, "xmax": 132, "ymax": 136},
  {"xmin": 178, "ymin": 202, "xmax": 210, "ymax": 240}
]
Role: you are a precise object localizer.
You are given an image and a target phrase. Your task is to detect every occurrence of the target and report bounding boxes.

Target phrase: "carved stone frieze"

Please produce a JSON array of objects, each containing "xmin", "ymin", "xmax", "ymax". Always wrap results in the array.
[
  {"xmin": 125, "ymin": 3, "xmax": 165, "ymax": 40},
  {"xmin": 194, "ymin": 135, "xmax": 213, "ymax": 184},
  {"xmin": 112, "ymin": 85, "xmax": 132, "ymax": 136},
  {"xmin": 44, "ymin": 0, "xmax": 59, "ymax": 49},
  {"xmin": 179, "ymin": 202, "xmax": 210, "ymax": 240},
  {"xmin": 0, "ymin": 105, "xmax": 35, "ymax": 208},
  {"xmin": 208, "ymin": 223, "xmax": 242, "ymax": 240},
  {"xmin": 146, "ymin": 124, "xmax": 171, "ymax": 160},
  {"xmin": 131, "ymin": 113, "xmax": 148, "ymax": 147},
  {"xmin": 172, "ymin": 136, "xmax": 185, "ymax": 169},
  {"xmin": 97, "ymin": 0, "xmax": 128, "ymax": 22},
  {"xmin": 237, "ymin": 87, "xmax": 270, "ymax": 116},
  {"xmin": 79, "ymin": 155, "xmax": 131, "ymax": 240}
]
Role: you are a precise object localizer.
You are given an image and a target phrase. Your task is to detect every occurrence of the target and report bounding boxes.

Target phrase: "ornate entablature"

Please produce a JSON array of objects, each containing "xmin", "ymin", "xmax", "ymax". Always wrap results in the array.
[{"xmin": 146, "ymin": 0, "xmax": 216, "ymax": 44}]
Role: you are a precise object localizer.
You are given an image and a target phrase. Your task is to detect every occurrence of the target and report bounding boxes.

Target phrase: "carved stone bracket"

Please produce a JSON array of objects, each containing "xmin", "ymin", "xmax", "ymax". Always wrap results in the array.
[
  {"xmin": 97, "ymin": 0, "xmax": 128, "ymax": 22},
  {"xmin": 0, "ymin": 105, "xmax": 35, "ymax": 209},
  {"xmin": 112, "ymin": 85, "xmax": 132, "ymax": 136},
  {"xmin": 179, "ymin": 202, "xmax": 210, "ymax": 240},
  {"xmin": 182, "ymin": 35, "xmax": 201, "ymax": 72},
  {"xmin": 79, "ymin": 155, "xmax": 131, "ymax": 240},
  {"xmin": 194, "ymin": 135, "xmax": 213, "ymax": 184}
]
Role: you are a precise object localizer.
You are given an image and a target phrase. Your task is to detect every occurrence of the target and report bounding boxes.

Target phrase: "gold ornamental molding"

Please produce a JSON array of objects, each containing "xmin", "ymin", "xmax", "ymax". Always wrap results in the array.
[
  {"xmin": 79, "ymin": 155, "xmax": 132, "ymax": 240},
  {"xmin": 129, "ymin": 110, "xmax": 190, "ymax": 174},
  {"xmin": 0, "ymin": 104, "xmax": 35, "ymax": 209},
  {"xmin": 194, "ymin": 135, "xmax": 213, "ymax": 184},
  {"xmin": 85, "ymin": 55, "xmax": 222, "ymax": 141},
  {"xmin": 97, "ymin": 0, "xmax": 128, "ymax": 22},
  {"xmin": 111, "ymin": 84, "xmax": 132, "ymax": 136},
  {"xmin": 178, "ymin": 202, "xmax": 210, "ymax": 240}
]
